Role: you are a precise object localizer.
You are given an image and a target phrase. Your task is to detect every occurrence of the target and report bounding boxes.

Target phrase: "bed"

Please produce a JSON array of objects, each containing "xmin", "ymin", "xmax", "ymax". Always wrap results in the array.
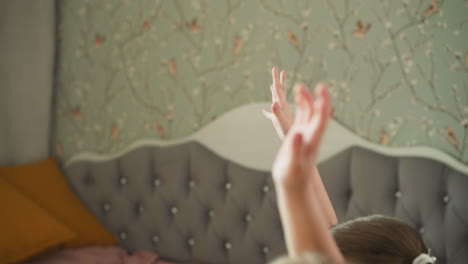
[{"xmin": 64, "ymin": 103, "xmax": 468, "ymax": 264}]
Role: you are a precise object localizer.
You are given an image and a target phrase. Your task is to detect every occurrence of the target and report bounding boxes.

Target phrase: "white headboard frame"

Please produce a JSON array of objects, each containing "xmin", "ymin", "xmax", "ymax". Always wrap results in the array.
[{"xmin": 66, "ymin": 103, "xmax": 468, "ymax": 175}]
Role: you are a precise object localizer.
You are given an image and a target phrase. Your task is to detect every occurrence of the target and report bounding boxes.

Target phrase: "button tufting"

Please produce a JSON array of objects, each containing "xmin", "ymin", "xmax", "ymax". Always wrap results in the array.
[
  {"xmin": 187, "ymin": 238, "xmax": 195, "ymax": 247},
  {"xmin": 208, "ymin": 210, "xmax": 215, "ymax": 217},
  {"xmin": 263, "ymin": 185, "xmax": 270, "ymax": 193},
  {"xmin": 152, "ymin": 235, "xmax": 159, "ymax": 243},
  {"xmin": 103, "ymin": 203, "xmax": 111, "ymax": 212},
  {"xmin": 245, "ymin": 214, "xmax": 252, "ymax": 222},
  {"xmin": 225, "ymin": 182, "xmax": 232, "ymax": 190},
  {"xmin": 188, "ymin": 180, "xmax": 196, "ymax": 188},
  {"xmin": 262, "ymin": 246, "xmax": 270, "ymax": 254},
  {"xmin": 83, "ymin": 174, "xmax": 93, "ymax": 186},
  {"xmin": 443, "ymin": 195, "xmax": 450, "ymax": 203},
  {"xmin": 395, "ymin": 191, "xmax": 402, "ymax": 198},
  {"xmin": 137, "ymin": 204, "xmax": 145, "ymax": 213},
  {"xmin": 225, "ymin": 242, "xmax": 232, "ymax": 250},
  {"xmin": 171, "ymin": 206, "xmax": 178, "ymax": 215},
  {"xmin": 120, "ymin": 232, "xmax": 127, "ymax": 240},
  {"xmin": 120, "ymin": 177, "xmax": 127, "ymax": 185},
  {"xmin": 153, "ymin": 178, "xmax": 161, "ymax": 187}
]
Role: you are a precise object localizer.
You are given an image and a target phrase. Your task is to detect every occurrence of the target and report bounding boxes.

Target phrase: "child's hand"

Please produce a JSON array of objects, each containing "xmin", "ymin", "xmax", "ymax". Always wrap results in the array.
[
  {"xmin": 263, "ymin": 67, "xmax": 295, "ymax": 140},
  {"xmin": 272, "ymin": 83, "xmax": 330, "ymax": 190},
  {"xmin": 271, "ymin": 83, "xmax": 342, "ymax": 262}
]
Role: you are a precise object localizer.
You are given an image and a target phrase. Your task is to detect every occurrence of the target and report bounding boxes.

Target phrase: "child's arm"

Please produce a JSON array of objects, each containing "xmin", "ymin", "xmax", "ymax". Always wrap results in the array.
[
  {"xmin": 264, "ymin": 67, "xmax": 337, "ymax": 227},
  {"xmin": 276, "ymin": 182, "xmax": 341, "ymax": 260},
  {"xmin": 310, "ymin": 167, "xmax": 338, "ymax": 227},
  {"xmin": 272, "ymin": 83, "xmax": 343, "ymax": 261}
]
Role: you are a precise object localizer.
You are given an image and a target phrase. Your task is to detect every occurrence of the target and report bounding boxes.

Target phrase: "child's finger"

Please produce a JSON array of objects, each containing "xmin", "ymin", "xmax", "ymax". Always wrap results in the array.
[
  {"xmin": 280, "ymin": 70, "xmax": 287, "ymax": 95},
  {"xmin": 269, "ymin": 84, "xmax": 278, "ymax": 102},
  {"xmin": 309, "ymin": 84, "xmax": 330, "ymax": 140},
  {"xmin": 315, "ymin": 82, "xmax": 331, "ymax": 115},
  {"xmin": 293, "ymin": 84, "xmax": 309, "ymax": 126},
  {"xmin": 298, "ymin": 84, "xmax": 315, "ymax": 121},
  {"xmin": 263, "ymin": 105, "xmax": 288, "ymax": 139},
  {"xmin": 262, "ymin": 108, "xmax": 274, "ymax": 120},
  {"xmin": 271, "ymin": 102, "xmax": 292, "ymax": 135},
  {"xmin": 305, "ymin": 83, "xmax": 330, "ymax": 152},
  {"xmin": 272, "ymin": 67, "xmax": 282, "ymax": 98},
  {"xmin": 263, "ymin": 102, "xmax": 281, "ymax": 120}
]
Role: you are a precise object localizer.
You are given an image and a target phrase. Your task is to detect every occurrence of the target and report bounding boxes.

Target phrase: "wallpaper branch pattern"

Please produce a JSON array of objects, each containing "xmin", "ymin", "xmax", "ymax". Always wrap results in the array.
[{"xmin": 55, "ymin": 0, "xmax": 468, "ymax": 164}]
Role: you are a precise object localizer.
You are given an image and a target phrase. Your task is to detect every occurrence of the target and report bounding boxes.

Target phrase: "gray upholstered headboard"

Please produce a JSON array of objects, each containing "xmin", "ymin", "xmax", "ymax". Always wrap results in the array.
[
  {"xmin": 66, "ymin": 142, "xmax": 283, "ymax": 264},
  {"xmin": 63, "ymin": 104, "xmax": 468, "ymax": 264},
  {"xmin": 65, "ymin": 141, "xmax": 468, "ymax": 264},
  {"xmin": 319, "ymin": 147, "xmax": 468, "ymax": 264}
]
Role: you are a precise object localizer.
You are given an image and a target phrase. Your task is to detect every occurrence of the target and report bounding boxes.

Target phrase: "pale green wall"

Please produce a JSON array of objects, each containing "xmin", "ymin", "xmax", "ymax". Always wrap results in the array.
[{"xmin": 54, "ymin": 0, "xmax": 468, "ymax": 164}]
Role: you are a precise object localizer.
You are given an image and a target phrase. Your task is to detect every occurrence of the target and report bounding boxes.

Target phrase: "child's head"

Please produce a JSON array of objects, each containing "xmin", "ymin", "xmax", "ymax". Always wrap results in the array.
[
  {"xmin": 331, "ymin": 215, "xmax": 430, "ymax": 263},
  {"xmin": 271, "ymin": 215, "xmax": 433, "ymax": 264}
]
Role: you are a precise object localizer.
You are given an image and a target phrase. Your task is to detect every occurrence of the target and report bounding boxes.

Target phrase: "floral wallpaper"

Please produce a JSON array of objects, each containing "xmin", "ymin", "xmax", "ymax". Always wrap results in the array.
[{"xmin": 54, "ymin": 0, "xmax": 468, "ymax": 165}]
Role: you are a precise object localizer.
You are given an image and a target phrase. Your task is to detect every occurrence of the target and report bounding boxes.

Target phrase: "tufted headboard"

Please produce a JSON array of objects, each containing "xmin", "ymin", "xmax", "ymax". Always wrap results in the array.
[
  {"xmin": 318, "ymin": 147, "xmax": 468, "ymax": 264},
  {"xmin": 66, "ymin": 142, "xmax": 283, "ymax": 264},
  {"xmin": 63, "ymin": 104, "xmax": 468, "ymax": 264},
  {"xmin": 65, "ymin": 142, "xmax": 468, "ymax": 264}
]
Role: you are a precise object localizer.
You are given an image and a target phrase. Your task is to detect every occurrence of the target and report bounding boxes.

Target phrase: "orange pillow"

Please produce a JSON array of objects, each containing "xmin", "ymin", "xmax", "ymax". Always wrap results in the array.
[
  {"xmin": 0, "ymin": 157, "xmax": 117, "ymax": 248},
  {"xmin": 0, "ymin": 178, "xmax": 76, "ymax": 263}
]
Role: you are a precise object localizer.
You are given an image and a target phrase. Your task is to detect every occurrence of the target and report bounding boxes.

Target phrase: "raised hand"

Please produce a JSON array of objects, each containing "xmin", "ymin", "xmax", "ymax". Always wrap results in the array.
[
  {"xmin": 272, "ymin": 83, "xmax": 343, "ymax": 262},
  {"xmin": 263, "ymin": 67, "xmax": 295, "ymax": 139},
  {"xmin": 272, "ymin": 82, "xmax": 330, "ymax": 189}
]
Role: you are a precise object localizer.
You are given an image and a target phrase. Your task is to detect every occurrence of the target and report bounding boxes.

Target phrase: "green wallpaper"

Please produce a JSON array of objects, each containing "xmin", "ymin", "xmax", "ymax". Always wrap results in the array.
[{"xmin": 54, "ymin": 0, "xmax": 468, "ymax": 164}]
